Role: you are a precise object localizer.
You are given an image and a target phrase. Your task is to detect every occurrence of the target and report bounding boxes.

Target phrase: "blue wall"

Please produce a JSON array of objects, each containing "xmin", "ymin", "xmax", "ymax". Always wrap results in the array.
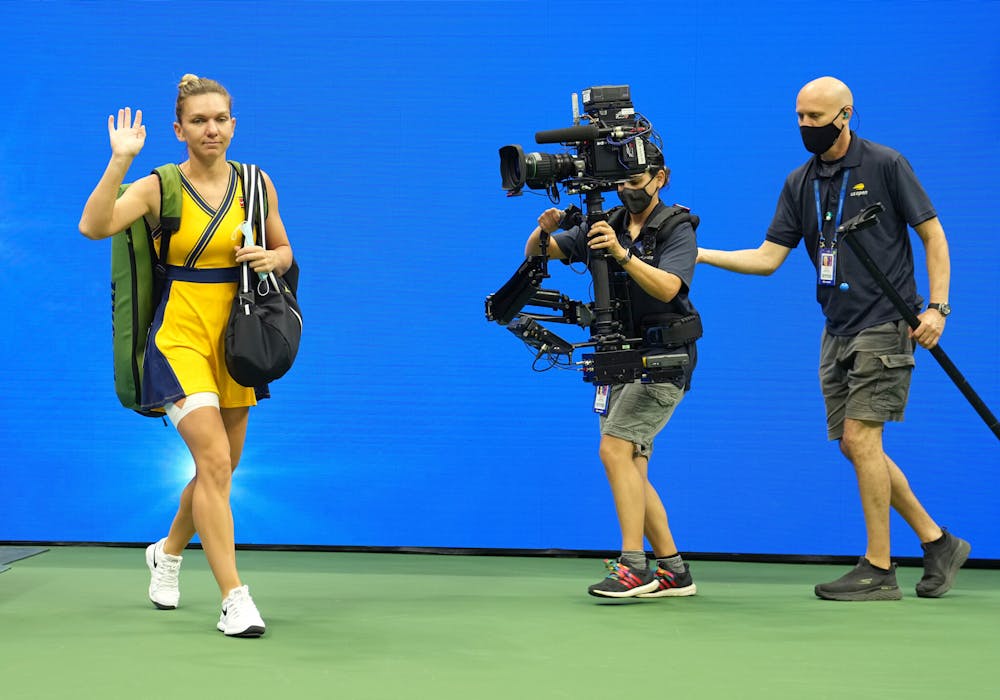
[{"xmin": 1, "ymin": 1, "xmax": 996, "ymax": 558}]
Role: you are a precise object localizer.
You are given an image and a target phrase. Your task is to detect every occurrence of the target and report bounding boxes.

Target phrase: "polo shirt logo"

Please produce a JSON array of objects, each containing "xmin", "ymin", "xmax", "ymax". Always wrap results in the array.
[{"xmin": 850, "ymin": 182, "xmax": 869, "ymax": 197}]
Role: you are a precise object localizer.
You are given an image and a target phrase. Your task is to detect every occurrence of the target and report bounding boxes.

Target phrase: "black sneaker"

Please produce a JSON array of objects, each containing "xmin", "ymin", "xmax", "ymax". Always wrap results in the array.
[
  {"xmin": 587, "ymin": 558, "xmax": 659, "ymax": 598},
  {"xmin": 637, "ymin": 563, "xmax": 697, "ymax": 598},
  {"xmin": 814, "ymin": 557, "xmax": 902, "ymax": 601},
  {"xmin": 916, "ymin": 529, "xmax": 971, "ymax": 598}
]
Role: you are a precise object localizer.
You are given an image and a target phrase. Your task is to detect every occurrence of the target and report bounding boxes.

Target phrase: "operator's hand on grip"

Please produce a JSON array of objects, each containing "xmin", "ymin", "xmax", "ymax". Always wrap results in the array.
[
  {"xmin": 234, "ymin": 244, "xmax": 279, "ymax": 275},
  {"xmin": 537, "ymin": 208, "xmax": 563, "ymax": 234},
  {"xmin": 588, "ymin": 221, "xmax": 625, "ymax": 259},
  {"xmin": 108, "ymin": 107, "xmax": 146, "ymax": 158},
  {"xmin": 911, "ymin": 309, "xmax": 945, "ymax": 349}
]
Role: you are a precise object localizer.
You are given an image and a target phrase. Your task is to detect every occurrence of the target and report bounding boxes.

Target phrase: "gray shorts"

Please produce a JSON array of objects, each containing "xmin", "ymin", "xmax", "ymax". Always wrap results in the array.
[
  {"xmin": 599, "ymin": 381, "xmax": 684, "ymax": 458},
  {"xmin": 819, "ymin": 319, "xmax": 915, "ymax": 440}
]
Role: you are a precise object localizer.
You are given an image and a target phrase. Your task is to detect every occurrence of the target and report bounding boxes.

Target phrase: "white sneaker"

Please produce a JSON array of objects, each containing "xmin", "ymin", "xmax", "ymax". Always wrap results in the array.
[
  {"xmin": 145, "ymin": 538, "xmax": 182, "ymax": 609},
  {"xmin": 217, "ymin": 585, "xmax": 266, "ymax": 637}
]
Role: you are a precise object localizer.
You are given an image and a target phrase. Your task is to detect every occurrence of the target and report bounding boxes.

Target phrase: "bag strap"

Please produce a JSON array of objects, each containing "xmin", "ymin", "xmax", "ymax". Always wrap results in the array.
[
  {"xmin": 152, "ymin": 163, "xmax": 183, "ymax": 296},
  {"xmin": 238, "ymin": 164, "xmax": 272, "ymax": 296}
]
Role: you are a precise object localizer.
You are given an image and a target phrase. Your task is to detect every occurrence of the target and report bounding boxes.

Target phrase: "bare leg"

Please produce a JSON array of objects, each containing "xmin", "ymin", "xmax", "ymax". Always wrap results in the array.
[
  {"xmin": 599, "ymin": 435, "xmax": 647, "ymax": 552},
  {"xmin": 163, "ymin": 478, "xmax": 197, "ymax": 556},
  {"xmin": 885, "ymin": 454, "xmax": 942, "ymax": 543},
  {"xmin": 163, "ymin": 406, "xmax": 249, "ymax": 558},
  {"xmin": 634, "ymin": 455, "xmax": 678, "ymax": 558},
  {"xmin": 840, "ymin": 418, "xmax": 893, "ymax": 569},
  {"xmin": 172, "ymin": 404, "xmax": 249, "ymax": 598}
]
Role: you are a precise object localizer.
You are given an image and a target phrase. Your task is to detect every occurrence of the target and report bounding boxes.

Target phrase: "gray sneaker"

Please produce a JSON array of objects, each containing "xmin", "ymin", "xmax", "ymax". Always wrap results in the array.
[
  {"xmin": 814, "ymin": 557, "xmax": 902, "ymax": 601},
  {"xmin": 916, "ymin": 529, "xmax": 971, "ymax": 598}
]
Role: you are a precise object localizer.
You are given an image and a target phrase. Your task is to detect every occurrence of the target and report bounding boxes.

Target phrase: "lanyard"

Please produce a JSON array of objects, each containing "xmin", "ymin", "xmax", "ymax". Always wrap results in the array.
[{"xmin": 813, "ymin": 168, "xmax": 851, "ymax": 249}]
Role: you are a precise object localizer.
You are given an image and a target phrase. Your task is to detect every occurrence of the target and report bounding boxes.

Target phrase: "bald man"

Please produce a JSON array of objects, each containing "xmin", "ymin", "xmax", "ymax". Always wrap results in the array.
[{"xmin": 698, "ymin": 76, "xmax": 970, "ymax": 601}]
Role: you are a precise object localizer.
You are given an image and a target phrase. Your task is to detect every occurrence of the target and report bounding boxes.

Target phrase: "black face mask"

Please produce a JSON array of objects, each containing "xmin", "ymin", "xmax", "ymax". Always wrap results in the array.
[
  {"xmin": 618, "ymin": 174, "xmax": 659, "ymax": 214},
  {"xmin": 800, "ymin": 106, "xmax": 848, "ymax": 155}
]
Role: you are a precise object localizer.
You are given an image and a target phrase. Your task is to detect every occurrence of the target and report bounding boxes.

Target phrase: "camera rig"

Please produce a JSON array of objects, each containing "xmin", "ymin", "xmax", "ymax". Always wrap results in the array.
[{"xmin": 486, "ymin": 85, "xmax": 690, "ymax": 385}]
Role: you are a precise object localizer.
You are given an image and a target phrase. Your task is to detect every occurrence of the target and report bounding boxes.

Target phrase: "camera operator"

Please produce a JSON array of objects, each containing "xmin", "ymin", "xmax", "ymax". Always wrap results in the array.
[{"xmin": 524, "ymin": 143, "xmax": 701, "ymax": 599}]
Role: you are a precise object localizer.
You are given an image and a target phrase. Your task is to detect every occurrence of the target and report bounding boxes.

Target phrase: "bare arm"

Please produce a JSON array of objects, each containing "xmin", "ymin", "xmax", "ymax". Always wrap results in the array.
[
  {"xmin": 524, "ymin": 207, "xmax": 568, "ymax": 260},
  {"xmin": 79, "ymin": 108, "xmax": 158, "ymax": 239},
  {"xmin": 696, "ymin": 240, "xmax": 792, "ymax": 275},
  {"xmin": 910, "ymin": 216, "xmax": 950, "ymax": 348}
]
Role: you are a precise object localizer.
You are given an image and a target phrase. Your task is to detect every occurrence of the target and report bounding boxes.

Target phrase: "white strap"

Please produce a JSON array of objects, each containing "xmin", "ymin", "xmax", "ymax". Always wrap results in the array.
[{"xmin": 239, "ymin": 164, "xmax": 269, "ymax": 295}]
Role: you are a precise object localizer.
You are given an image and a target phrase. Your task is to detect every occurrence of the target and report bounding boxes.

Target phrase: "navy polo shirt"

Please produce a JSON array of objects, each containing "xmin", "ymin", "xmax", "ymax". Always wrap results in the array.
[{"xmin": 766, "ymin": 133, "xmax": 936, "ymax": 336}]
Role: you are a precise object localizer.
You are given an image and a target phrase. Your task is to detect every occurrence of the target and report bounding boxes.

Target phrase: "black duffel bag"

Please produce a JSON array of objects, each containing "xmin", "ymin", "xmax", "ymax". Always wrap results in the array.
[{"xmin": 225, "ymin": 164, "xmax": 302, "ymax": 387}]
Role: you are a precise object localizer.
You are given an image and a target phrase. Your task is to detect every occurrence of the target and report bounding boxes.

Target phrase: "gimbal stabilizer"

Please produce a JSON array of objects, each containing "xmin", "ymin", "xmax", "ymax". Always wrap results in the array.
[{"xmin": 485, "ymin": 190, "xmax": 690, "ymax": 384}]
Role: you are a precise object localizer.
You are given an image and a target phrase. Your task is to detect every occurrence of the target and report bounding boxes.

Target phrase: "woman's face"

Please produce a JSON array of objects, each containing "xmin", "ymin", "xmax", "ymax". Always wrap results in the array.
[{"xmin": 174, "ymin": 92, "xmax": 234, "ymax": 157}]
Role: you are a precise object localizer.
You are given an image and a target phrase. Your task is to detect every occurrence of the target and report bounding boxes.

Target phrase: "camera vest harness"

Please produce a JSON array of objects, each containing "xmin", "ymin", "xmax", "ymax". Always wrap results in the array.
[{"xmin": 604, "ymin": 203, "xmax": 703, "ymax": 348}]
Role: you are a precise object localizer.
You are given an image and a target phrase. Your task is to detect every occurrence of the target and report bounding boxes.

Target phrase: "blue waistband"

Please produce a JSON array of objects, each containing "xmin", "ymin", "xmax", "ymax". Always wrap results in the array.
[{"xmin": 164, "ymin": 265, "xmax": 240, "ymax": 283}]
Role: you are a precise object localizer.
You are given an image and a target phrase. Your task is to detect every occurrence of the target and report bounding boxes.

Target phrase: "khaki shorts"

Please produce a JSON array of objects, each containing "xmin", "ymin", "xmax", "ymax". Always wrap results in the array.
[
  {"xmin": 599, "ymin": 381, "xmax": 684, "ymax": 458},
  {"xmin": 820, "ymin": 319, "xmax": 915, "ymax": 440}
]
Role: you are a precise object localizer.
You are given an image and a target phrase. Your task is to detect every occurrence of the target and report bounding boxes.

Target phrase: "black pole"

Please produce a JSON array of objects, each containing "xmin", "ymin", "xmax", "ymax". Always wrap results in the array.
[
  {"xmin": 837, "ymin": 203, "xmax": 1000, "ymax": 441},
  {"xmin": 584, "ymin": 189, "xmax": 619, "ymax": 343}
]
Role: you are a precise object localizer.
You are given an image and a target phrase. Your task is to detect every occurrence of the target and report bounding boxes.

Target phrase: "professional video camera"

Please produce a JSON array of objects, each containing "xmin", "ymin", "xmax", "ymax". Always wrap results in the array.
[
  {"xmin": 486, "ymin": 85, "xmax": 690, "ymax": 386},
  {"xmin": 498, "ymin": 84, "xmax": 661, "ymax": 200}
]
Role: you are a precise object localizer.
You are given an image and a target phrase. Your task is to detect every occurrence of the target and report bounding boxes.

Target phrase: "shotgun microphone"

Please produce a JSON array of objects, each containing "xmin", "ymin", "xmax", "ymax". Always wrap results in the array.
[{"xmin": 534, "ymin": 125, "xmax": 600, "ymax": 144}]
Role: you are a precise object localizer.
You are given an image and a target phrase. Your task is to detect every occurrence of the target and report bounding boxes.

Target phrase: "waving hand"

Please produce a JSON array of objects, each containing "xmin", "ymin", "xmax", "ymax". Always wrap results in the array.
[{"xmin": 108, "ymin": 107, "xmax": 146, "ymax": 158}]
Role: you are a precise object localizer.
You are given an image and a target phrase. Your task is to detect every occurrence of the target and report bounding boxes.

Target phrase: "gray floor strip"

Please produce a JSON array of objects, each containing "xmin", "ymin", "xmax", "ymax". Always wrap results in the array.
[{"xmin": 0, "ymin": 546, "xmax": 48, "ymax": 566}]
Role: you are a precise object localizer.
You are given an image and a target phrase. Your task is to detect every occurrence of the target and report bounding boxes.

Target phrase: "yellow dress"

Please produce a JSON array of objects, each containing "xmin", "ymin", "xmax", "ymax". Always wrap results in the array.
[{"xmin": 141, "ymin": 164, "xmax": 258, "ymax": 409}]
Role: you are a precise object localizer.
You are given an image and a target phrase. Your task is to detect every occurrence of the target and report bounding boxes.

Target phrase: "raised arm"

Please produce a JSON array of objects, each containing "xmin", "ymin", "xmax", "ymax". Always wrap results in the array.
[{"xmin": 79, "ymin": 108, "xmax": 159, "ymax": 239}]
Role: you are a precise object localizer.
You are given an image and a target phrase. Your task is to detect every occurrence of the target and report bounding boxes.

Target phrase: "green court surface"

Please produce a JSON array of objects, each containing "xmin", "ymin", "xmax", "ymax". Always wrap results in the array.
[{"xmin": 1, "ymin": 547, "xmax": 996, "ymax": 700}]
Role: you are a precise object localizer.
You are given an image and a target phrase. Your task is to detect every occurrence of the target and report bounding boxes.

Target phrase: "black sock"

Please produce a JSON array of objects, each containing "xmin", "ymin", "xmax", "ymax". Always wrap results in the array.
[{"xmin": 928, "ymin": 530, "xmax": 948, "ymax": 546}]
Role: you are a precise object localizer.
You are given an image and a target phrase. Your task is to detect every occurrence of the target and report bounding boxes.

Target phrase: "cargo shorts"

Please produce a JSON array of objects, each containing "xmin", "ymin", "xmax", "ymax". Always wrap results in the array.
[
  {"xmin": 820, "ymin": 319, "xmax": 915, "ymax": 440},
  {"xmin": 599, "ymin": 381, "xmax": 684, "ymax": 458}
]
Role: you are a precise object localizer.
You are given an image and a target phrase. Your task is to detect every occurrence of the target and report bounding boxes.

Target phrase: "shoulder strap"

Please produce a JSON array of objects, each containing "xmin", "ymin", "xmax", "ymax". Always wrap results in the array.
[
  {"xmin": 606, "ymin": 206, "xmax": 629, "ymax": 232},
  {"xmin": 151, "ymin": 164, "xmax": 182, "ymax": 277},
  {"xmin": 240, "ymin": 163, "xmax": 266, "ymax": 247},
  {"xmin": 229, "ymin": 160, "xmax": 269, "ymax": 221},
  {"xmin": 641, "ymin": 204, "xmax": 700, "ymax": 257},
  {"xmin": 153, "ymin": 163, "xmax": 182, "ymax": 231}
]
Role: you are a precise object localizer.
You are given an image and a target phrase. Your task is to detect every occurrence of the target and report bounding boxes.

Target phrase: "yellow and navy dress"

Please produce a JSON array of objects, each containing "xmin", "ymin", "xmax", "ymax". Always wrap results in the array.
[{"xmin": 141, "ymin": 164, "xmax": 259, "ymax": 410}]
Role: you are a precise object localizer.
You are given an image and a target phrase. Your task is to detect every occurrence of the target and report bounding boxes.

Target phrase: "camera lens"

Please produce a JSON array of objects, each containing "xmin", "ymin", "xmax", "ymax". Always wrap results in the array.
[
  {"xmin": 499, "ymin": 145, "xmax": 582, "ymax": 192},
  {"xmin": 524, "ymin": 152, "xmax": 578, "ymax": 189},
  {"xmin": 499, "ymin": 145, "xmax": 526, "ymax": 192}
]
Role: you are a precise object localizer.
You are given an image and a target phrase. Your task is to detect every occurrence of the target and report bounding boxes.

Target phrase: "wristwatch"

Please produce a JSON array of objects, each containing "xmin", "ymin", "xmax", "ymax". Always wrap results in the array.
[{"xmin": 927, "ymin": 302, "xmax": 951, "ymax": 317}]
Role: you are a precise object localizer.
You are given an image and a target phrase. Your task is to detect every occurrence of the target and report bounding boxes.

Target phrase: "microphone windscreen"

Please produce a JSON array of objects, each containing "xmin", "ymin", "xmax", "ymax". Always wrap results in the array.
[{"xmin": 534, "ymin": 125, "xmax": 600, "ymax": 144}]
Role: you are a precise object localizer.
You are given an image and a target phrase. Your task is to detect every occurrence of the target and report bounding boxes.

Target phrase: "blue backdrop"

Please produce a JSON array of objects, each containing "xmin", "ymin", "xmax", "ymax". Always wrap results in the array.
[{"xmin": 1, "ymin": 1, "xmax": 996, "ymax": 558}]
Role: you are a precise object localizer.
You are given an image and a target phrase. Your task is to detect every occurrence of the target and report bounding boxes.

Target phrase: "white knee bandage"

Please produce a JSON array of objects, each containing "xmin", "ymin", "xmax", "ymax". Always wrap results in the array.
[{"xmin": 164, "ymin": 392, "xmax": 220, "ymax": 427}]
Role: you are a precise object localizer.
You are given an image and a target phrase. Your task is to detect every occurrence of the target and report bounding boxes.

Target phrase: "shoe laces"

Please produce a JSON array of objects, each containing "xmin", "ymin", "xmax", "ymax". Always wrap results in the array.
[
  {"xmin": 602, "ymin": 559, "xmax": 634, "ymax": 582},
  {"xmin": 154, "ymin": 552, "xmax": 181, "ymax": 587},
  {"xmin": 223, "ymin": 586, "xmax": 256, "ymax": 619},
  {"xmin": 655, "ymin": 567, "xmax": 676, "ymax": 582}
]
